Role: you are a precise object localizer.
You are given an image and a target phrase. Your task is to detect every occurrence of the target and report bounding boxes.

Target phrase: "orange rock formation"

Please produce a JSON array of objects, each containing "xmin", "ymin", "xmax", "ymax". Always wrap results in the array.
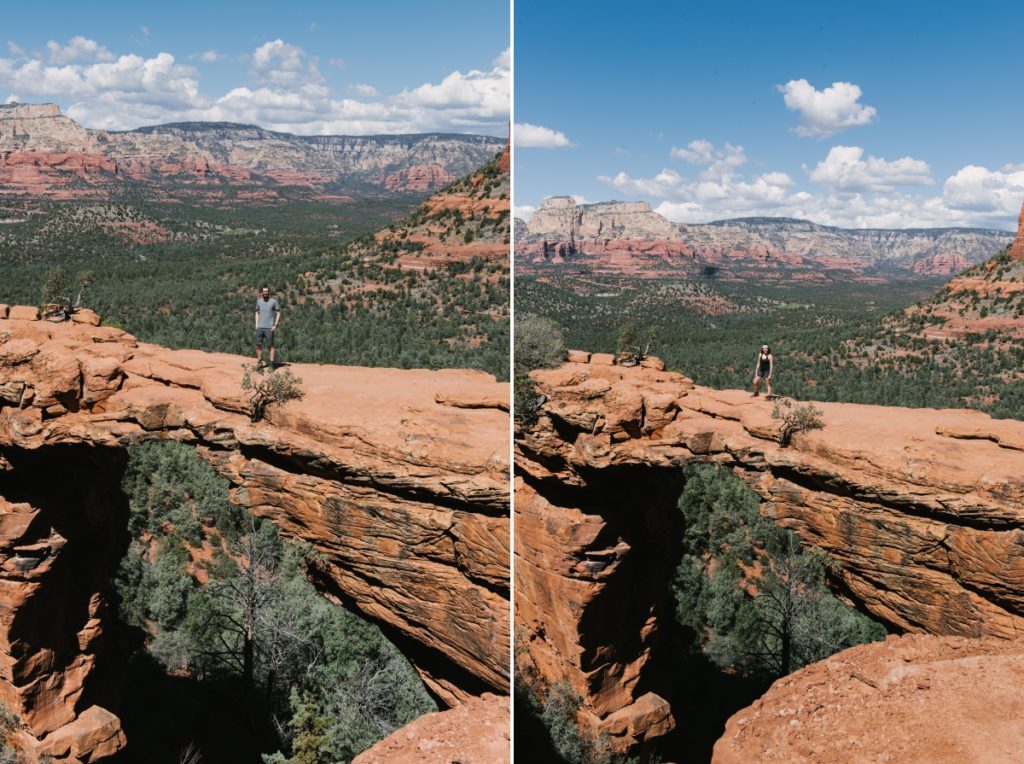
[
  {"xmin": 1010, "ymin": 201, "xmax": 1024, "ymax": 261},
  {"xmin": 713, "ymin": 634, "xmax": 1024, "ymax": 763},
  {"xmin": 516, "ymin": 355, "xmax": 1024, "ymax": 751},
  {"xmin": 353, "ymin": 693, "xmax": 509, "ymax": 763},
  {"xmin": 0, "ymin": 310, "xmax": 509, "ymax": 761}
]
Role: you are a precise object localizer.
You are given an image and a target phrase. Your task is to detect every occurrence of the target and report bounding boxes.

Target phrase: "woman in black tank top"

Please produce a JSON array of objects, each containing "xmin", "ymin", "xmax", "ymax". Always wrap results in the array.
[{"xmin": 752, "ymin": 344, "xmax": 773, "ymax": 397}]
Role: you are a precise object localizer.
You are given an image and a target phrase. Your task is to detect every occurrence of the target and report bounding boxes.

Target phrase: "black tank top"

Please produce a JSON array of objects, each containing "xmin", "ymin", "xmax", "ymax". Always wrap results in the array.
[{"xmin": 758, "ymin": 353, "xmax": 771, "ymax": 372}]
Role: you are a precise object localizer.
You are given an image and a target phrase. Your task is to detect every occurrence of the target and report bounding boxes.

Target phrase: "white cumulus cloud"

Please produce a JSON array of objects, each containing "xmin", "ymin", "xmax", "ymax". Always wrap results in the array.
[
  {"xmin": 943, "ymin": 164, "xmax": 1024, "ymax": 220},
  {"xmin": 0, "ymin": 38, "xmax": 509, "ymax": 136},
  {"xmin": 251, "ymin": 39, "xmax": 322, "ymax": 87},
  {"xmin": 597, "ymin": 143, "xmax": 1021, "ymax": 229},
  {"xmin": 513, "ymin": 204, "xmax": 537, "ymax": 221},
  {"xmin": 670, "ymin": 139, "xmax": 715, "ymax": 164},
  {"xmin": 807, "ymin": 146, "xmax": 933, "ymax": 191},
  {"xmin": 46, "ymin": 36, "xmax": 115, "ymax": 65},
  {"xmin": 515, "ymin": 122, "xmax": 573, "ymax": 148},
  {"xmin": 779, "ymin": 79, "xmax": 877, "ymax": 138},
  {"xmin": 348, "ymin": 83, "xmax": 379, "ymax": 97}
]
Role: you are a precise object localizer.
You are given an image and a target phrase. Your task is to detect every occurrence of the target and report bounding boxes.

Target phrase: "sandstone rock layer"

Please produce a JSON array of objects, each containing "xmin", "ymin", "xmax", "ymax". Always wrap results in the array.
[
  {"xmin": 0, "ymin": 312, "xmax": 509, "ymax": 760},
  {"xmin": 516, "ymin": 356, "xmax": 1024, "ymax": 749},
  {"xmin": 712, "ymin": 633, "xmax": 1024, "ymax": 763},
  {"xmin": 353, "ymin": 693, "xmax": 509, "ymax": 763}
]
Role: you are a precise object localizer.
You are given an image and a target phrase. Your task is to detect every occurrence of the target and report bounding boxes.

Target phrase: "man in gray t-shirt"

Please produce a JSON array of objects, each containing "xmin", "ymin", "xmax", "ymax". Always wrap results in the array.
[{"xmin": 254, "ymin": 285, "xmax": 281, "ymax": 368}]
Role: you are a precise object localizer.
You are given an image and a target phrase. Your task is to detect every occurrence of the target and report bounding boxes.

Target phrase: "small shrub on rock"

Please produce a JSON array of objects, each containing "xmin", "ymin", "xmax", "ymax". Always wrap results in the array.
[
  {"xmin": 616, "ymin": 321, "xmax": 661, "ymax": 366},
  {"xmin": 241, "ymin": 365, "xmax": 304, "ymax": 422},
  {"xmin": 41, "ymin": 267, "xmax": 95, "ymax": 321},
  {"xmin": 771, "ymin": 399, "xmax": 825, "ymax": 446},
  {"xmin": 515, "ymin": 314, "xmax": 566, "ymax": 371}
]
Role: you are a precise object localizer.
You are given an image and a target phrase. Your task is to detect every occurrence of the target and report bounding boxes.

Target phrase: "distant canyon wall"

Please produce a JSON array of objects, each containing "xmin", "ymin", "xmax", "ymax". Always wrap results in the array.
[
  {"xmin": 0, "ymin": 103, "xmax": 503, "ymax": 197},
  {"xmin": 516, "ymin": 197, "xmax": 1015, "ymax": 278}
]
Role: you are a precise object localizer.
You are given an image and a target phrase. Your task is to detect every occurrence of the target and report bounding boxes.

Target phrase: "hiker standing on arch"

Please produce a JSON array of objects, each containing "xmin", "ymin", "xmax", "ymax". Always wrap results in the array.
[
  {"xmin": 752, "ymin": 343, "xmax": 773, "ymax": 397},
  {"xmin": 255, "ymin": 285, "xmax": 280, "ymax": 369}
]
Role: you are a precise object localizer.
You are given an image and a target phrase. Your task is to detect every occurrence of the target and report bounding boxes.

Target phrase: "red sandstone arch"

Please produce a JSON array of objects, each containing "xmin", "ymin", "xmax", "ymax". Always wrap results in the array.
[
  {"xmin": 516, "ymin": 356, "xmax": 1024, "ymax": 752},
  {"xmin": 0, "ymin": 307, "xmax": 509, "ymax": 761}
]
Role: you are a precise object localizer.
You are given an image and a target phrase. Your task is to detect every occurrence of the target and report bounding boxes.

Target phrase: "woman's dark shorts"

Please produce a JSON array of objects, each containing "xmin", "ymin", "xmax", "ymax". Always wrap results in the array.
[
  {"xmin": 756, "ymin": 369, "xmax": 770, "ymax": 379},
  {"xmin": 255, "ymin": 327, "xmax": 274, "ymax": 346}
]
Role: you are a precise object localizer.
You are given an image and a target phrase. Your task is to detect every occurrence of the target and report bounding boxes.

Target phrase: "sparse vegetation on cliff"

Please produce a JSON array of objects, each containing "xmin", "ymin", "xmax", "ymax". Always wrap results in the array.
[
  {"xmin": 40, "ymin": 266, "xmax": 94, "ymax": 321},
  {"xmin": 616, "ymin": 321, "xmax": 660, "ymax": 366}
]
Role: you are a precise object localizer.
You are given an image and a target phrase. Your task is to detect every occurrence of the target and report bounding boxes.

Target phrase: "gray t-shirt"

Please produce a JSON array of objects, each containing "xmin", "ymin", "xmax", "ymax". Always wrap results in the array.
[{"xmin": 256, "ymin": 297, "xmax": 280, "ymax": 329}]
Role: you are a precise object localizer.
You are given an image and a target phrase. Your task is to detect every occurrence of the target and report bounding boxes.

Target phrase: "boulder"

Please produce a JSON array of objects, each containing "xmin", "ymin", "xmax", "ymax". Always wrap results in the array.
[
  {"xmin": 713, "ymin": 634, "xmax": 1024, "ymax": 764},
  {"xmin": 8, "ymin": 306, "xmax": 39, "ymax": 321},
  {"xmin": 71, "ymin": 309, "xmax": 102, "ymax": 326}
]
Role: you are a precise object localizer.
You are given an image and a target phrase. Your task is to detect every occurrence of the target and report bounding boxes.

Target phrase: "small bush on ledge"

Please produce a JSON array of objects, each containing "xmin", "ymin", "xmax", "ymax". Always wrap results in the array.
[
  {"xmin": 771, "ymin": 398, "xmax": 825, "ymax": 446},
  {"xmin": 241, "ymin": 365, "xmax": 304, "ymax": 422},
  {"xmin": 41, "ymin": 267, "xmax": 95, "ymax": 322}
]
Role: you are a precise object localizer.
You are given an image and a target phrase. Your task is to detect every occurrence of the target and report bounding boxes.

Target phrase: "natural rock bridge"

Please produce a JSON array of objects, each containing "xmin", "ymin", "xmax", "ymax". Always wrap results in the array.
[
  {"xmin": 516, "ymin": 355, "xmax": 1024, "ymax": 751},
  {"xmin": 0, "ymin": 308, "xmax": 509, "ymax": 761}
]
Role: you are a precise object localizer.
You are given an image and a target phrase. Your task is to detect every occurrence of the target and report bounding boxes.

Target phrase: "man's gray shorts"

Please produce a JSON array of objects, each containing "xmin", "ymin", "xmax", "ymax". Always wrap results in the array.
[{"xmin": 255, "ymin": 327, "xmax": 274, "ymax": 347}]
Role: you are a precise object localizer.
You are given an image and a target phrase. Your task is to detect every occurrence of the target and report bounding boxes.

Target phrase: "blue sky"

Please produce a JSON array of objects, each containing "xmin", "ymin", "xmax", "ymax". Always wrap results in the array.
[
  {"xmin": 1, "ymin": 0, "xmax": 509, "ymax": 136},
  {"xmin": 514, "ymin": 1, "xmax": 1024, "ymax": 230}
]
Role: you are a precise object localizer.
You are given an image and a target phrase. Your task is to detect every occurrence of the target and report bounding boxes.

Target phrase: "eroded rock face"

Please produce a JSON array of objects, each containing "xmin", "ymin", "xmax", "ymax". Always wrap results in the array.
[
  {"xmin": 0, "ymin": 312, "xmax": 509, "ymax": 760},
  {"xmin": 712, "ymin": 634, "xmax": 1024, "ymax": 764},
  {"xmin": 516, "ymin": 356, "xmax": 1024, "ymax": 750}
]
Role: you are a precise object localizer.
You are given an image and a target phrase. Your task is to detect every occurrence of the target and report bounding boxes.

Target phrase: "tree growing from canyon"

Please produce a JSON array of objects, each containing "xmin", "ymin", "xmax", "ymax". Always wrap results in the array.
[
  {"xmin": 514, "ymin": 314, "xmax": 566, "ymax": 424},
  {"xmin": 673, "ymin": 464, "xmax": 885, "ymax": 680}
]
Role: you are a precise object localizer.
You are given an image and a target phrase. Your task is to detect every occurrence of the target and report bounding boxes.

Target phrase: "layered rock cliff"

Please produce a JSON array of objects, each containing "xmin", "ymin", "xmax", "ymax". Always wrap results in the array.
[
  {"xmin": 516, "ymin": 355, "xmax": 1024, "ymax": 750},
  {"xmin": 516, "ymin": 197, "xmax": 1014, "ymax": 279},
  {"xmin": 0, "ymin": 308, "xmax": 509, "ymax": 761},
  {"xmin": 0, "ymin": 103, "xmax": 503, "ymax": 199}
]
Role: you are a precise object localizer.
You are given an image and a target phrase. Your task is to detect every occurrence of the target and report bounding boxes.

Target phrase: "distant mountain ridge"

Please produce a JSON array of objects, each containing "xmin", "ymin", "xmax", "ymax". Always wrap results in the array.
[
  {"xmin": 516, "ymin": 196, "xmax": 1015, "ymax": 280},
  {"xmin": 0, "ymin": 102, "xmax": 504, "ymax": 202}
]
